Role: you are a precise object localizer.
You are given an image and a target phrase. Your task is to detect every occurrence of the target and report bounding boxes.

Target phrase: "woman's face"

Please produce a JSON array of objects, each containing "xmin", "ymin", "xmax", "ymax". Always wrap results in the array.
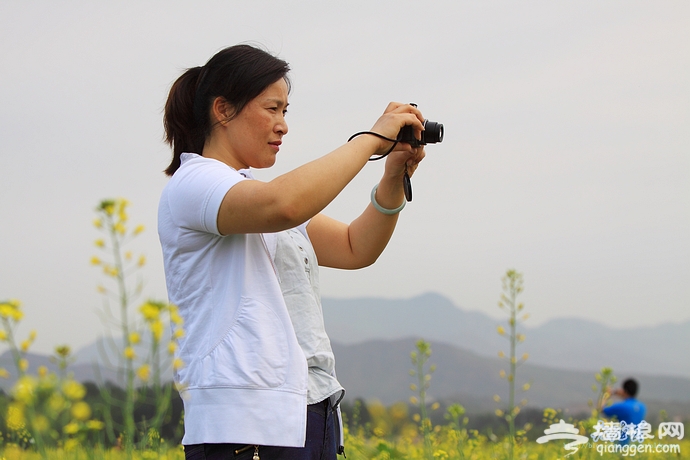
[{"xmin": 222, "ymin": 78, "xmax": 289, "ymax": 169}]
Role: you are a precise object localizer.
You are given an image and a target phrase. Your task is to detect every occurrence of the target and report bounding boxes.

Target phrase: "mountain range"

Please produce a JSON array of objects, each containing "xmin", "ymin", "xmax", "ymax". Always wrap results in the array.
[
  {"xmin": 2, "ymin": 292, "xmax": 687, "ymax": 414},
  {"xmin": 321, "ymin": 292, "xmax": 690, "ymax": 378}
]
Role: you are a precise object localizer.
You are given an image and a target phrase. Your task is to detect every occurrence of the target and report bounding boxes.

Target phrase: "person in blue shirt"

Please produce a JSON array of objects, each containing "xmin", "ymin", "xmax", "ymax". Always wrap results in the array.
[
  {"xmin": 602, "ymin": 378, "xmax": 647, "ymax": 443},
  {"xmin": 603, "ymin": 378, "xmax": 646, "ymax": 425}
]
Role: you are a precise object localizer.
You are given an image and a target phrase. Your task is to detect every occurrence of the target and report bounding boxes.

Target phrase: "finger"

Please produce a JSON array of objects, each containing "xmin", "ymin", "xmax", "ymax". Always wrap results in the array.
[
  {"xmin": 383, "ymin": 101, "xmax": 408, "ymax": 114},
  {"xmin": 406, "ymin": 149, "xmax": 425, "ymax": 167},
  {"xmin": 385, "ymin": 102, "xmax": 425, "ymax": 122}
]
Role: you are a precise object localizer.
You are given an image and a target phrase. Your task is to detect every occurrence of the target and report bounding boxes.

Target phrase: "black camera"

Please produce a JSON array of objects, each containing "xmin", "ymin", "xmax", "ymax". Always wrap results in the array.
[{"xmin": 397, "ymin": 119, "xmax": 444, "ymax": 147}]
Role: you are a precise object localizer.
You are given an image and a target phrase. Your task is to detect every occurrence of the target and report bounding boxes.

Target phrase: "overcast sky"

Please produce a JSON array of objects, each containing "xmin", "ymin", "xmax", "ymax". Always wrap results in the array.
[{"xmin": 1, "ymin": 1, "xmax": 688, "ymax": 354}]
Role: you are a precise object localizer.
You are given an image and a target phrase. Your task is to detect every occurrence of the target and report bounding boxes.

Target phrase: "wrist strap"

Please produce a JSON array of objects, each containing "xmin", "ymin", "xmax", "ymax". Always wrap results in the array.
[{"xmin": 370, "ymin": 184, "xmax": 406, "ymax": 215}]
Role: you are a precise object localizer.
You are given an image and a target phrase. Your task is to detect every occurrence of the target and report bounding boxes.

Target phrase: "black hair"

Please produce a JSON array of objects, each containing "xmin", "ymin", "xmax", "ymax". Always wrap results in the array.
[
  {"xmin": 163, "ymin": 44, "xmax": 291, "ymax": 175},
  {"xmin": 622, "ymin": 378, "xmax": 639, "ymax": 397}
]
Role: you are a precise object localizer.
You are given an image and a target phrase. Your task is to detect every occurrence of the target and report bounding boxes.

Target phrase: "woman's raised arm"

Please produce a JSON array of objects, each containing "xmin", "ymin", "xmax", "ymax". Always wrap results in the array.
[{"xmin": 215, "ymin": 102, "xmax": 424, "ymax": 235}]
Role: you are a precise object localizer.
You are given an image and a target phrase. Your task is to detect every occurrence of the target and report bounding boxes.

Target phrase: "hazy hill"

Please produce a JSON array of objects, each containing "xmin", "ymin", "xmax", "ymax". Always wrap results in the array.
[
  {"xmin": 331, "ymin": 338, "xmax": 690, "ymax": 415},
  {"xmin": 322, "ymin": 292, "xmax": 690, "ymax": 378}
]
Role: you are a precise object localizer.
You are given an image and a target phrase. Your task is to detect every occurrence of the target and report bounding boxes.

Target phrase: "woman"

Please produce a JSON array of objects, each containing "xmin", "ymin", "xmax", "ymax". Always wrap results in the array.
[{"xmin": 159, "ymin": 44, "xmax": 425, "ymax": 459}]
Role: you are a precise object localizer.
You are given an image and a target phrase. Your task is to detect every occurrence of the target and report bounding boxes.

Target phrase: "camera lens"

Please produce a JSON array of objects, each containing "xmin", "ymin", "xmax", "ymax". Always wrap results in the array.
[{"xmin": 422, "ymin": 120, "xmax": 444, "ymax": 144}]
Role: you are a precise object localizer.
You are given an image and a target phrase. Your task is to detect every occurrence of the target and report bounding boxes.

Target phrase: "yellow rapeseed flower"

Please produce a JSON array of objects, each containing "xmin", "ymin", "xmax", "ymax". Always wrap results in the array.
[
  {"xmin": 103, "ymin": 265, "xmax": 119, "ymax": 277},
  {"xmin": 173, "ymin": 328, "xmax": 185, "ymax": 339},
  {"xmin": 137, "ymin": 365, "xmax": 151, "ymax": 382},
  {"xmin": 71, "ymin": 401, "xmax": 92, "ymax": 421},
  {"xmin": 94, "ymin": 239, "xmax": 105, "ymax": 248},
  {"xmin": 64, "ymin": 438, "xmax": 80, "ymax": 451},
  {"xmin": 6, "ymin": 403, "xmax": 26, "ymax": 431},
  {"xmin": 19, "ymin": 358, "xmax": 29, "ymax": 372},
  {"xmin": 62, "ymin": 380, "xmax": 86, "ymax": 400},
  {"xmin": 125, "ymin": 251, "xmax": 133, "ymax": 260},
  {"xmin": 0, "ymin": 330, "xmax": 6, "ymax": 341},
  {"xmin": 90, "ymin": 256, "xmax": 102, "ymax": 265},
  {"xmin": 48, "ymin": 393, "xmax": 66, "ymax": 412},
  {"xmin": 129, "ymin": 332, "xmax": 141, "ymax": 345},
  {"xmin": 12, "ymin": 375, "xmax": 37, "ymax": 403},
  {"xmin": 140, "ymin": 301, "xmax": 162, "ymax": 321},
  {"xmin": 114, "ymin": 222, "xmax": 126, "ymax": 235},
  {"xmin": 151, "ymin": 320, "xmax": 164, "ymax": 342},
  {"xmin": 87, "ymin": 419, "xmax": 104, "ymax": 430},
  {"xmin": 173, "ymin": 358, "xmax": 184, "ymax": 371},
  {"xmin": 93, "ymin": 218, "xmax": 102, "ymax": 228},
  {"xmin": 431, "ymin": 402, "xmax": 440, "ymax": 410},
  {"xmin": 168, "ymin": 341, "xmax": 177, "ymax": 355},
  {"xmin": 0, "ymin": 368, "xmax": 9, "ymax": 378},
  {"xmin": 134, "ymin": 224, "xmax": 145, "ymax": 235},
  {"xmin": 124, "ymin": 346, "xmax": 135, "ymax": 360},
  {"xmin": 138, "ymin": 255, "xmax": 146, "ymax": 267},
  {"xmin": 170, "ymin": 310, "xmax": 183, "ymax": 326},
  {"xmin": 63, "ymin": 422, "xmax": 80, "ymax": 435},
  {"xmin": 11, "ymin": 308, "xmax": 23, "ymax": 321},
  {"xmin": 20, "ymin": 340, "xmax": 31, "ymax": 352},
  {"xmin": 433, "ymin": 450, "xmax": 449, "ymax": 460},
  {"xmin": 0, "ymin": 300, "xmax": 21, "ymax": 320},
  {"xmin": 37, "ymin": 366, "xmax": 48, "ymax": 378},
  {"xmin": 496, "ymin": 325, "xmax": 505, "ymax": 335},
  {"xmin": 97, "ymin": 285, "xmax": 106, "ymax": 294}
]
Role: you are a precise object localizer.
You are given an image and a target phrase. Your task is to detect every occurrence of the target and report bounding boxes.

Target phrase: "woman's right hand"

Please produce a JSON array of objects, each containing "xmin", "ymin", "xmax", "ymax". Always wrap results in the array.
[{"xmin": 369, "ymin": 102, "xmax": 426, "ymax": 156}]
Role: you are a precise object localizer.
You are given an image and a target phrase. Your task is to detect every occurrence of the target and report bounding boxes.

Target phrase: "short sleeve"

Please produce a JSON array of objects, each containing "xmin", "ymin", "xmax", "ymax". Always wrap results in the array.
[{"xmin": 163, "ymin": 154, "xmax": 245, "ymax": 235}]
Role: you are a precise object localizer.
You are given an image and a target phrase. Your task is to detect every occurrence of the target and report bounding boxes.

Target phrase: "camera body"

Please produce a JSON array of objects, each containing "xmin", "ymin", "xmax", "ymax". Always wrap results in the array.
[{"xmin": 397, "ymin": 120, "xmax": 444, "ymax": 147}]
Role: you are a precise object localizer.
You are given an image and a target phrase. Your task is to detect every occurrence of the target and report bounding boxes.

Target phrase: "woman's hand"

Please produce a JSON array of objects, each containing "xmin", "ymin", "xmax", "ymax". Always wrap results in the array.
[{"xmin": 369, "ymin": 102, "xmax": 426, "ymax": 157}]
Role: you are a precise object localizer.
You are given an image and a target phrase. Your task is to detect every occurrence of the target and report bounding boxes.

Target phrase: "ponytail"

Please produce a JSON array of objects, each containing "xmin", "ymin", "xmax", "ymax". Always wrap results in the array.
[{"xmin": 163, "ymin": 66, "xmax": 204, "ymax": 176}]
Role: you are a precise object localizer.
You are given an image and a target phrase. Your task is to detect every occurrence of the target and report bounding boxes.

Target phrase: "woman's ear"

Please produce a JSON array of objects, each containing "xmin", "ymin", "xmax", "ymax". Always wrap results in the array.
[{"xmin": 211, "ymin": 97, "xmax": 234, "ymax": 125}]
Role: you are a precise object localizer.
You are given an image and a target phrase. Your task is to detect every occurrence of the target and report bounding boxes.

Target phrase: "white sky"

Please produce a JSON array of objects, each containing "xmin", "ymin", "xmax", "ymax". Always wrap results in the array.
[{"xmin": 1, "ymin": 1, "xmax": 688, "ymax": 354}]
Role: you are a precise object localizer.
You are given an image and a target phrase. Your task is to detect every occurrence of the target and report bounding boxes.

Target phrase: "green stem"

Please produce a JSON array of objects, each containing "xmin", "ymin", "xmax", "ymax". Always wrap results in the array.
[{"xmin": 107, "ymin": 214, "xmax": 136, "ymax": 451}]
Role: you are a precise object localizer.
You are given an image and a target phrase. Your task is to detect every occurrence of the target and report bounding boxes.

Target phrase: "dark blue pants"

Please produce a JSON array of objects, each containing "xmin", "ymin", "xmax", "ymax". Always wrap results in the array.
[{"xmin": 184, "ymin": 400, "xmax": 337, "ymax": 460}]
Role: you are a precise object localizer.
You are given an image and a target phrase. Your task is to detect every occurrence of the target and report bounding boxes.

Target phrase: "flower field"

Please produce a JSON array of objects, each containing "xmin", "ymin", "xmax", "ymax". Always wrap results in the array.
[{"xmin": 0, "ymin": 199, "xmax": 687, "ymax": 459}]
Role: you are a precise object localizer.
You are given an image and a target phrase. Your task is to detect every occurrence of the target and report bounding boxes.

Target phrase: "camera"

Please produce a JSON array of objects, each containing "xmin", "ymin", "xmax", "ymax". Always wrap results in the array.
[
  {"xmin": 397, "ymin": 119, "xmax": 444, "ymax": 147},
  {"xmin": 396, "ymin": 104, "xmax": 443, "ymax": 147}
]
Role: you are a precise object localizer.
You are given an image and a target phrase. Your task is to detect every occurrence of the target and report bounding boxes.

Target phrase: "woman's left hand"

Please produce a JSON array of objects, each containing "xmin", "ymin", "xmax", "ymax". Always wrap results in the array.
[{"xmin": 383, "ymin": 143, "xmax": 426, "ymax": 181}]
